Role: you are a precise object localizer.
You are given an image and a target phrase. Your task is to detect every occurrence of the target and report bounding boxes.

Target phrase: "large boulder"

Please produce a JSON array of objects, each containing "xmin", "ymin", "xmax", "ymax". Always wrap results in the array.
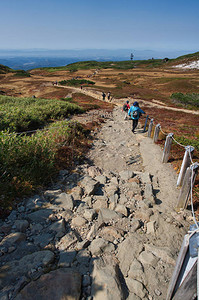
[
  {"xmin": 15, "ymin": 268, "xmax": 81, "ymax": 300},
  {"xmin": 0, "ymin": 250, "xmax": 54, "ymax": 289},
  {"xmin": 91, "ymin": 255, "xmax": 124, "ymax": 300}
]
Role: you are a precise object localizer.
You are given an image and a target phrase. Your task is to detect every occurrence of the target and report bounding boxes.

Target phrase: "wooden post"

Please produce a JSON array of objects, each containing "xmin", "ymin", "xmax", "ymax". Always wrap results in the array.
[
  {"xmin": 143, "ymin": 115, "xmax": 149, "ymax": 133},
  {"xmin": 177, "ymin": 146, "xmax": 194, "ymax": 187},
  {"xmin": 166, "ymin": 234, "xmax": 190, "ymax": 300},
  {"xmin": 147, "ymin": 118, "xmax": 153, "ymax": 138},
  {"xmin": 162, "ymin": 133, "xmax": 173, "ymax": 163},
  {"xmin": 153, "ymin": 124, "xmax": 160, "ymax": 143},
  {"xmin": 176, "ymin": 162, "xmax": 199, "ymax": 210}
]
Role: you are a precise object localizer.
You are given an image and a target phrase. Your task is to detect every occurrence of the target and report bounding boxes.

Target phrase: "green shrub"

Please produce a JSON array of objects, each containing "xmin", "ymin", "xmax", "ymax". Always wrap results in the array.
[
  {"xmin": 171, "ymin": 93, "xmax": 199, "ymax": 108},
  {"xmin": 0, "ymin": 120, "xmax": 88, "ymax": 210},
  {"xmin": 0, "ymin": 95, "xmax": 84, "ymax": 132},
  {"xmin": 59, "ymin": 79, "xmax": 95, "ymax": 86}
]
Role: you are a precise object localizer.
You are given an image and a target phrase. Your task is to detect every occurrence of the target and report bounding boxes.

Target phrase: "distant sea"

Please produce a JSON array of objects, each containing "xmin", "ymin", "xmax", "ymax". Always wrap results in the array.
[{"xmin": 0, "ymin": 49, "xmax": 193, "ymax": 71}]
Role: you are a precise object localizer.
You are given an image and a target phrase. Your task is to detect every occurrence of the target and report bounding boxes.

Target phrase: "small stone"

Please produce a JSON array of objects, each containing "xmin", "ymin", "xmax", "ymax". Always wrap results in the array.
[
  {"xmin": 18, "ymin": 206, "xmax": 25, "ymax": 213},
  {"xmin": 83, "ymin": 209, "xmax": 96, "ymax": 221},
  {"xmin": 115, "ymin": 204, "xmax": 128, "ymax": 217},
  {"xmin": 82, "ymin": 274, "xmax": 91, "ymax": 287},
  {"xmin": 146, "ymin": 221, "xmax": 156, "ymax": 234},
  {"xmin": 14, "ymin": 220, "xmax": 29, "ymax": 233},
  {"xmin": 155, "ymin": 289, "xmax": 162, "ymax": 296},
  {"xmin": 72, "ymin": 216, "xmax": 87, "ymax": 227}
]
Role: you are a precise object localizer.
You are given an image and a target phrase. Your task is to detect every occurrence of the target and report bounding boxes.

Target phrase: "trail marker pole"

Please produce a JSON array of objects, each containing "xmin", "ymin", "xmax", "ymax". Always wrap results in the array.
[
  {"xmin": 153, "ymin": 124, "xmax": 161, "ymax": 143},
  {"xmin": 177, "ymin": 146, "xmax": 194, "ymax": 187},
  {"xmin": 176, "ymin": 162, "xmax": 199, "ymax": 210},
  {"xmin": 143, "ymin": 115, "xmax": 149, "ymax": 133},
  {"xmin": 162, "ymin": 133, "xmax": 173, "ymax": 163},
  {"xmin": 147, "ymin": 118, "xmax": 153, "ymax": 138}
]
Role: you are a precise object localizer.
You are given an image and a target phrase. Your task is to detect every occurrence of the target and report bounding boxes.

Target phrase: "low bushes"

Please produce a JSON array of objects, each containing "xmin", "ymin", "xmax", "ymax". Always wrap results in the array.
[
  {"xmin": 59, "ymin": 79, "xmax": 95, "ymax": 86},
  {"xmin": 0, "ymin": 95, "xmax": 84, "ymax": 132},
  {"xmin": 171, "ymin": 93, "xmax": 199, "ymax": 108},
  {"xmin": 0, "ymin": 121, "xmax": 90, "ymax": 212}
]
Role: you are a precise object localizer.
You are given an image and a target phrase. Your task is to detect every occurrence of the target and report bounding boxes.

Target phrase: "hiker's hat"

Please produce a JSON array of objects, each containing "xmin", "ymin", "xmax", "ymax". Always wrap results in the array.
[
  {"xmin": 126, "ymin": 100, "xmax": 129, "ymax": 103},
  {"xmin": 133, "ymin": 101, "xmax": 139, "ymax": 106}
]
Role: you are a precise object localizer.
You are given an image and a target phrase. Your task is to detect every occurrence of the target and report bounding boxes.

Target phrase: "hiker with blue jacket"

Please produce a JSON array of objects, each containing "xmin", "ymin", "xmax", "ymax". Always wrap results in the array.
[{"xmin": 128, "ymin": 101, "xmax": 145, "ymax": 133}]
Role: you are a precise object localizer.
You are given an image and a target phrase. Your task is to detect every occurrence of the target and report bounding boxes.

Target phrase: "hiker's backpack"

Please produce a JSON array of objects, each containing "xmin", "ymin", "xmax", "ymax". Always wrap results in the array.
[
  {"xmin": 123, "ymin": 104, "xmax": 128, "ymax": 112},
  {"xmin": 132, "ymin": 110, "xmax": 138, "ymax": 118}
]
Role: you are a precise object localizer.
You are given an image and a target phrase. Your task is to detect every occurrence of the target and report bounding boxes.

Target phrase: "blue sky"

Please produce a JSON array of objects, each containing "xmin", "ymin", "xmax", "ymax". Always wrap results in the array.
[{"xmin": 0, "ymin": 0, "xmax": 198, "ymax": 52}]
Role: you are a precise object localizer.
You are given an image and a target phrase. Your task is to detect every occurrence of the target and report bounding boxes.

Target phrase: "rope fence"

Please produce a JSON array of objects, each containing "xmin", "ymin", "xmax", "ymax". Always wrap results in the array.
[{"xmin": 143, "ymin": 114, "xmax": 199, "ymax": 299}]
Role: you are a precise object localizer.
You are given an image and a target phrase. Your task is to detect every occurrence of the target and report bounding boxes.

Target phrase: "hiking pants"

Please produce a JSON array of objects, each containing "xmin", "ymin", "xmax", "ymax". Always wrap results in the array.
[{"xmin": 132, "ymin": 119, "xmax": 138, "ymax": 132}]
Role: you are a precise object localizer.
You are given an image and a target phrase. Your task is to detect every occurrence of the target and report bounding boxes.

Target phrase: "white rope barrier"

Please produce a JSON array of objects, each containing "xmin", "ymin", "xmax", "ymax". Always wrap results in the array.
[{"xmin": 171, "ymin": 136, "xmax": 186, "ymax": 148}]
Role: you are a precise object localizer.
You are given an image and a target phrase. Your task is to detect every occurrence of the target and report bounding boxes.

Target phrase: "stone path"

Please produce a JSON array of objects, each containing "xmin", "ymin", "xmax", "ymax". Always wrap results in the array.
[{"xmin": 0, "ymin": 107, "xmax": 192, "ymax": 300}]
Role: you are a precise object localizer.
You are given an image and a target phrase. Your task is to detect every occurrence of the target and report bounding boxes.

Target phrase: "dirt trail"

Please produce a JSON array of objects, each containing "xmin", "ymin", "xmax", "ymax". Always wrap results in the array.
[{"xmin": 58, "ymin": 84, "xmax": 199, "ymax": 115}]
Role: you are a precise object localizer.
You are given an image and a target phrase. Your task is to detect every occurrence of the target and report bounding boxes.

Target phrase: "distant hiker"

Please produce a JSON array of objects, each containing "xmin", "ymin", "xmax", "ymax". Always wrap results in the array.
[
  {"xmin": 128, "ymin": 101, "xmax": 145, "ymax": 133},
  {"xmin": 107, "ymin": 92, "xmax": 111, "ymax": 101},
  {"xmin": 102, "ymin": 92, "xmax": 106, "ymax": 101},
  {"xmin": 122, "ymin": 100, "xmax": 130, "ymax": 120},
  {"xmin": 81, "ymin": 85, "xmax": 83, "ymax": 90}
]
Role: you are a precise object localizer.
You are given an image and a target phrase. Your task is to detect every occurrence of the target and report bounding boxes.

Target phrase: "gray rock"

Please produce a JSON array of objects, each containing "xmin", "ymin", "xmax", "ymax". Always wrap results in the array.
[
  {"xmin": 7, "ymin": 210, "xmax": 17, "ymax": 221},
  {"xmin": 43, "ymin": 190, "xmax": 62, "ymax": 201},
  {"xmin": 100, "ymin": 226, "xmax": 124, "ymax": 242},
  {"xmin": 125, "ymin": 278, "xmax": 147, "ymax": 299},
  {"xmin": 138, "ymin": 250, "xmax": 159, "ymax": 266},
  {"xmin": 104, "ymin": 184, "xmax": 118, "ymax": 197},
  {"xmin": 144, "ymin": 244, "xmax": 176, "ymax": 265},
  {"xmin": 14, "ymin": 220, "xmax": 29, "ymax": 233},
  {"xmin": 83, "ymin": 209, "xmax": 96, "ymax": 221},
  {"xmin": 126, "ymin": 293, "xmax": 141, "ymax": 300},
  {"xmin": 58, "ymin": 250, "xmax": 77, "ymax": 267},
  {"xmin": 110, "ymin": 176, "xmax": 118, "ymax": 185},
  {"xmin": 93, "ymin": 199, "xmax": 108, "ymax": 211},
  {"xmin": 30, "ymin": 223, "xmax": 43, "ymax": 234},
  {"xmin": 25, "ymin": 195, "xmax": 46, "ymax": 211},
  {"xmin": 75, "ymin": 202, "xmax": 89, "ymax": 214},
  {"xmin": 115, "ymin": 204, "xmax": 128, "ymax": 217},
  {"xmin": 109, "ymin": 193, "xmax": 119, "ymax": 204},
  {"xmin": 144, "ymin": 183, "xmax": 155, "ymax": 203},
  {"xmin": 0, "ymin": 232, "xmax": 26, "ymax": 248},
  {"xmin": 130, "ymin": 219, "xmax": 141, "ymax": 232},
  {"xmin": 27, "ymin": 209, "xmax": 53, "ymax": 223},
  {"xmin": 82, "ymin": 274, "xmax": 91, "ymax": 287},
  {"xmin": 48, "ymin": 219, "xmax": 66, "ymax": 237},
  {"xmin": 71, "ymin": 216, "xmax": 87, "ymax": 227},
  {"xmin": 57, "ymin": 231, "xmax": 78, "ymax": 251},
  {"xmin": 119, "ymin": 170, "xmax": 134, "ymax": 181},
  {"xmin": 119, "ymin": 194, "xmax": 128, "ymax": 205},
  {"xmin": 128, "ymin": 259, "xmax": 144, "ymax": 281},
  {"xmin": 81, "ymin": 176, "xmax": 100, "ymax": 196},
  {"xmin": 87, "ymin": 166, "xmax": 102, "ymax": 178},
  {"xmin": 146, "ymin": 221, "xmax": 156, "ymax": 234},
  {"xmin": 117, "ymin": 235, "xmax": 144, "ymax": 276},
  {"xmin": 75, "ymin": 240, "xmax": 90, "ymax": 251},
  {"xmin": 95, "ymin": 175, "xmax": 107, "ymax": 184},
  {"xmin": 18, "ymin": 206, "xmax": 25, "ymax": 213},
  {"xmin": 91, "ymin": 255, "xmax": 123, "ymax": 300},
  {"xmin": 0, "ymin": 250, "xmax": 54, "ymax": 289},
  {"xmin": 54, "ymin": 193, "xmax": 74, "ymax": 210},
  {"xmin": 33, "ymin": 233, "xmax": 53, "ymax": 248},
  {"xmin": 90, "ymin": 238, "xmax": 115, "ymax": 256},
  {"xmin": 98, "ymin": 208, "xmax": 121, "ymax": 224},
  {"xmin": 58, "ymin": 209, "xmax": 73, "ymax": 222},
  {"xmin": 15, "ymin": 268, "xmax": 81, "ymax": 300}
]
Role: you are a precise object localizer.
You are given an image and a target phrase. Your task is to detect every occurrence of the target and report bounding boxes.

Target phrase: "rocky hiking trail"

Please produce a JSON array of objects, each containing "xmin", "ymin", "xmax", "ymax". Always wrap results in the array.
[{"xmin": 0, "ymin": 107, "xmax": 193, "ymax": 300}]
